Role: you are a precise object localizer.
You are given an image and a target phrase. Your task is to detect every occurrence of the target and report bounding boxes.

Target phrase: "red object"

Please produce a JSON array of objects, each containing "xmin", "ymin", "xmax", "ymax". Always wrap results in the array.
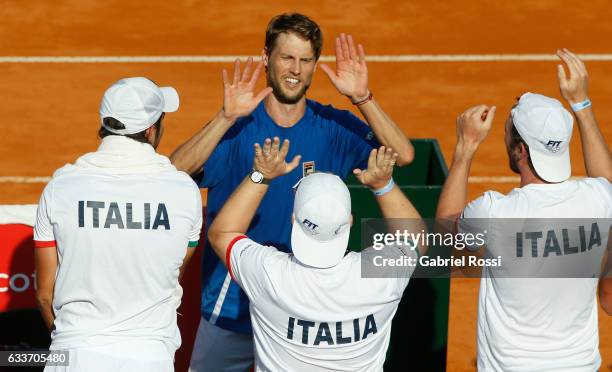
[
  {"xmin": 0, "ymin": 224, "xmax": 37, "ymax": 312},
  {"xmin": 353, "ymin": 91, "xmax": 373, "ymax": 106},
  {"xmin": 226, "ymin": 235, "xmax": 247, "ymax": 281},
  {"xmin": 34, "ymin": 240, "xmax": 56, "ymax": 248}
]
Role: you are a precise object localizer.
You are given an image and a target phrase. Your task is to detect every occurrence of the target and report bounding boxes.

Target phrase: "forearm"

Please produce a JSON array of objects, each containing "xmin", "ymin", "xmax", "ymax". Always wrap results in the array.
[
  {"xmin": 376, "ymin": 185, "xmax": 426, "ymax": 256},
  {"xmin": 36, "ymin": 296, "xmax": 55, "ymax": 331},
  {"xmin": 357, "ymin": 98, "xmax": 414, "ymax": 166},
  {"xmin": 573, "ymin": 107, "xmax": 612, "ymax": 181},
  {"xmin": 170, "ymin": 111, "xmax": 235, "ymax": 175},
  {"xmin": 209, "ymin": 177, "xmax": 267, "ymax": 238},
  {"xmin": 376, "ymin": 186, "xmax": 420, "ymax": 220},
  {"xmin": 436, "ymin": 145, "xmax": 475, "ymax": 219}
]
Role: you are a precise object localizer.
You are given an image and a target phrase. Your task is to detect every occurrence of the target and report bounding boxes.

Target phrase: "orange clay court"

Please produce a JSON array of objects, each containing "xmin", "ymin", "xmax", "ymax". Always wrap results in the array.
[{"xmin": 0, "ymin": 1, "xmax": 611, "ymax": 370}]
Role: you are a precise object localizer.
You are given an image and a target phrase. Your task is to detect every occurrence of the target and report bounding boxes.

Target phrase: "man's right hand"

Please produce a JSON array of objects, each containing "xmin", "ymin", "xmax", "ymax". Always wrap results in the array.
[
  {"xmin": 455, "ymin": 105, "xmax": 496, "ymax": 157},
  {"xmin": 222, "ymin": 57, "xmax": 273, "ymax": 122},
  {"xmin": 253, "ymin": 137, "xmax": 301, "ymax": 180},
  {"xmin": 557, "ymin": 49, "xmax": 589, "ymax": 105},
  {"xmin": 353, "ymin": 146, "xmax": 398, "ymax": 189}
]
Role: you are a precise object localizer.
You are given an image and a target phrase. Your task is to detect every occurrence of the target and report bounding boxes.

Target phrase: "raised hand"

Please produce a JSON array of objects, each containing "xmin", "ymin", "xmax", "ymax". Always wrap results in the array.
[
  {"xmin": 353, "ymin": 146, "xmax": 398, "ymax": 189},
  {"xmin": 222, "ymin": 57, "xmax": 273, "ymax": 122},
  {"xmin": 320, "ymin": 34, "xmax": 369, "ymax": 102},
  {"xmin": 456, "ymin": 105, "xmax": 496, "ymax": 155},
  {"xmin": 557, "ymin": 49, "xmax": 589, "ymax": 105},
  {"xmin": 253, "ymin": 137, "xmax": 301, "ymax": 180}
]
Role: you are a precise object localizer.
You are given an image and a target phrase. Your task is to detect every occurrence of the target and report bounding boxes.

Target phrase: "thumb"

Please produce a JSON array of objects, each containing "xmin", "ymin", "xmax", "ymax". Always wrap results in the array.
[
  {"xmin": 353, "ymin": 168, "xmax": 367, "ymax": 184},
  {"xmin": 557, "ymin": 64, "xmax": 567, "ymax": 85},
  {"xmin": 286, "ymin": 155, "xmax": 302, "ymax": 173},
  {"xmin": 483, "ymin": 106, "xmax": 496, "ymax": 128},
  {"xmin": 254, "ymin": 87, "xmax": 273, "ymax": 103},
  {"xmin": 319, "ymin": 63, "xmax": 337, "ymax": 82}
]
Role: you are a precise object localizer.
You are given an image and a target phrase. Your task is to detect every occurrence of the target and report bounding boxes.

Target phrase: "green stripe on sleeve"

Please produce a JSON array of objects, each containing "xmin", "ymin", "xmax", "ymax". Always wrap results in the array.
[{"xmin": 188, "ymin": 241, "xmax": 199, "ymax": 247}]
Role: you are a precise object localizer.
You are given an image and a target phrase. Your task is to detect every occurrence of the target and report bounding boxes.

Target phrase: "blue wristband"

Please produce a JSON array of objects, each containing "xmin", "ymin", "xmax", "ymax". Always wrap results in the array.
[
  {"xmin": 571, "ymin": 98, "xmax": 591, "ymax": 112},
  {"xmin": 372, "ymin": 178, "xmax": 395, "ymax": 196}
]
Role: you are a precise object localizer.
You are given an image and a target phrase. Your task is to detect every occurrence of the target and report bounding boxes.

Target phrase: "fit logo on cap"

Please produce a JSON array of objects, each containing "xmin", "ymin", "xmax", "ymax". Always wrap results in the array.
[
  {"xmin": 544, "ymin": 140, "xmax": 563, "ymax": 153},
  {"xmin": 302, "ymin": 219, "xmax": 319, "ymax": 234}
]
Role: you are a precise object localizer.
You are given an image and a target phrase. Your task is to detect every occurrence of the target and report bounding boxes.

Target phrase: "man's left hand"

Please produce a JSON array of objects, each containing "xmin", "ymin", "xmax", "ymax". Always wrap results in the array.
[
  {"xmin": 353, "ymin": 146, "xmax": 398, "ymax": 190},
  {"xmin": 320, "ymin": 34, "xmax": 369, "ymax": 102},
  {"xmin": 253, "ymin": 137, "xmax": 301, "ymax": 180}
]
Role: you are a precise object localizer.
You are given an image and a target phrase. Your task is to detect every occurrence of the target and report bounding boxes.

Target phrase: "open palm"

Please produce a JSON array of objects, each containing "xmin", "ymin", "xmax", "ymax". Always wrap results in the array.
[
  {"xmin": 353, "ymin": 146, "xmax": 398, "ymax": 189},
  {"xmin": 222, "ymin": 57, "xmax": 272, "ymax": 121},
  {"xmin": 320, "ymin": 34, "xmax": 369, "ymax": 101}
]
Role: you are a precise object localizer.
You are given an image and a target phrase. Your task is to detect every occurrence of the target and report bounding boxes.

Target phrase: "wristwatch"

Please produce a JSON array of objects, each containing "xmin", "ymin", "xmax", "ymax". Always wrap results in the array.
[{"xmin": 249, "ymin": 170, "xmax": 270, "ymax": 184}]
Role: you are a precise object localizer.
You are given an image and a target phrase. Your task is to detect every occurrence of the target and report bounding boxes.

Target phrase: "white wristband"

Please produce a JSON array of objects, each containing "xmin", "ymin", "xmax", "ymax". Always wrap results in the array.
[
  {"xmin": 571, "ymin": 99, "xmax": 591, "ymax": 112},
  {"xmin": 372, "ymin": 178, "xmax": 395, "ymax": 196}
]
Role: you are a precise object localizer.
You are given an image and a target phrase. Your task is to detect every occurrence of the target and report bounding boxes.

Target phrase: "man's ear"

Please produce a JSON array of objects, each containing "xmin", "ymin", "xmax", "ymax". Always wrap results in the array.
[
  {"xmin": 145, "ymin": 126, "xmax": 155, "ymax": 143},
  {"xmin": 519, "ymin": 142, "xmax": 529, "ymax": 160},
  {"xmin": 349, "ymin": 214, "xmax": 353, "ymax": 227},
  {"xmin": 291, "ymin": 213, "xmax": 295, "ymax": 224}
]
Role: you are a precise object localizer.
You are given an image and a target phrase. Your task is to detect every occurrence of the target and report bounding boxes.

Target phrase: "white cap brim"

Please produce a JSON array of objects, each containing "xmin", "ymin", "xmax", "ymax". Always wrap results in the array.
[
  {"xmin": 529, "ymin": 146, "xmax": 571, "ymax": 183},
  {"xmin": 291, "ymin": 220, "xmax": 350, "ymax": 268},
  {"xmin": 161, "ymin": 87, "xmax": 179, "ymax": 112}
]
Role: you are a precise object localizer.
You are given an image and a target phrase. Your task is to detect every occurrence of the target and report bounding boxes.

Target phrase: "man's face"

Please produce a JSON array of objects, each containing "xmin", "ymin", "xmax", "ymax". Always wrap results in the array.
[{"xmin": 264, "ymin": 32, "xmax": 317, "ymax": 104}]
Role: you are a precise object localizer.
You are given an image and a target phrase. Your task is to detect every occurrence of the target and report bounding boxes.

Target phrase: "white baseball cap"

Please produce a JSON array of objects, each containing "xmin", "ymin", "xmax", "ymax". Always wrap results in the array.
[
  {"xmin": 291, "ymin": 173, "xmax": 351, "ymax": 268},
  {"xmin": 99, "ymin": 77, "xmax": 179, "ymax": 135},
  {"xmin": 511, "ymin": 92, "xmax": 574, "ymax": 183}
]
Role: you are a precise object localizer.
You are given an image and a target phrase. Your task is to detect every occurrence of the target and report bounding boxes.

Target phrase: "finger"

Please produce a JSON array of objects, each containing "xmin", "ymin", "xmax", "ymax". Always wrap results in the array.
[
  {"xmin": 335, "ymin": 36, "xmax": 344, "ymax": 62},
  {"xmin": 472, "ymin": 105, "xmax": 489, "ymax": 121},
  {"xmin": 390, "ymin": 152, "xmax": 399, "ymax": 166},
  {"xmin": 254, "ymin": 143, "xmax": 263, "ymax": 157},
  {"xmin": 366, "ymin": 148, "xmax": 377, "ymax": 170},
  {"xmin": 352, "ymin": 168, "xmax": 364, "ymax": 182},
  {"xmin": 254, "ymin": 87, "xmax": 273, "ymax": 104},
  {"xmin": 557, "ymin": 49, "xmax": 571, "ymax": 67},
  {"xmin": 232, "ymin": 59, "xmax": 241, "ymax": 85},
  {"xmin": 279, "ymin": 139, "xmax": 290, "ymax": 159},
  {"xmin": 249, "ymin": 60, "xmax": 265, "ymax": 87},
  {"xmin": 357, "ymin": 44, "xmax": 366, "ymax": 65},
  {"xmin": 222, "ymin": 69, "xmax": 230, "ymax": 88},
  {"xmin": 286, "ymin": 155, "xmax": 302, "ymax": 173},
  {"xmin": 382, "ymin": 148, "xmax": 394, "ymax": 170},
  {"xmin": 483, "ymin": 106, "xmax": 496, "ymax": 128},
  {"xmin": 384, "ymin": 146, "xmax": 394, "ymax": 162},
  {"xmin": 340, "ymin": 33, "xmax": 351, "ymax": 61},
  {"xmin": 263, "ymin": 138, "xmax": 272, "ymax": 156},
  {"xmin": 557, "ymin": 64, "xmax": 567, "ymax": 85},
  {"xmin": 559, "ymin": 49, "xmax": 581, "ymax": 77},
  {"xmin": 557, "ymin": 51, "xmax": 575, "ymax": 82},
  {"xmin": 241, "ymin": 56, "xmax": 253, "ymax": 82},
  {"xmin": 563, "ymin": 49, "xmax": 586, "ymax": 71},
  {"xmin": 352, "ymin": 168, "xmax": 365, "ymax": 183},
  {"xmin": 385, "ymin": 152, "xmax": 398, "ymax": 171},
  {"xmin": 319, "ymin": 63, "xmax": 339, "ymax": 84},
  {"xmin": 271, "ymin": 137, "xmax": 281, "ymax": 156},
  {"xmin": 347, "ymin": 34, "xmax": 358, "ymax": 60},
  {"xmin": 464, "ymin": 105, "xmax": 482, "ymax": 117},
  {"xmin": 376, "ymin": 146, "xmax": 386, "ymax": 166}
]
